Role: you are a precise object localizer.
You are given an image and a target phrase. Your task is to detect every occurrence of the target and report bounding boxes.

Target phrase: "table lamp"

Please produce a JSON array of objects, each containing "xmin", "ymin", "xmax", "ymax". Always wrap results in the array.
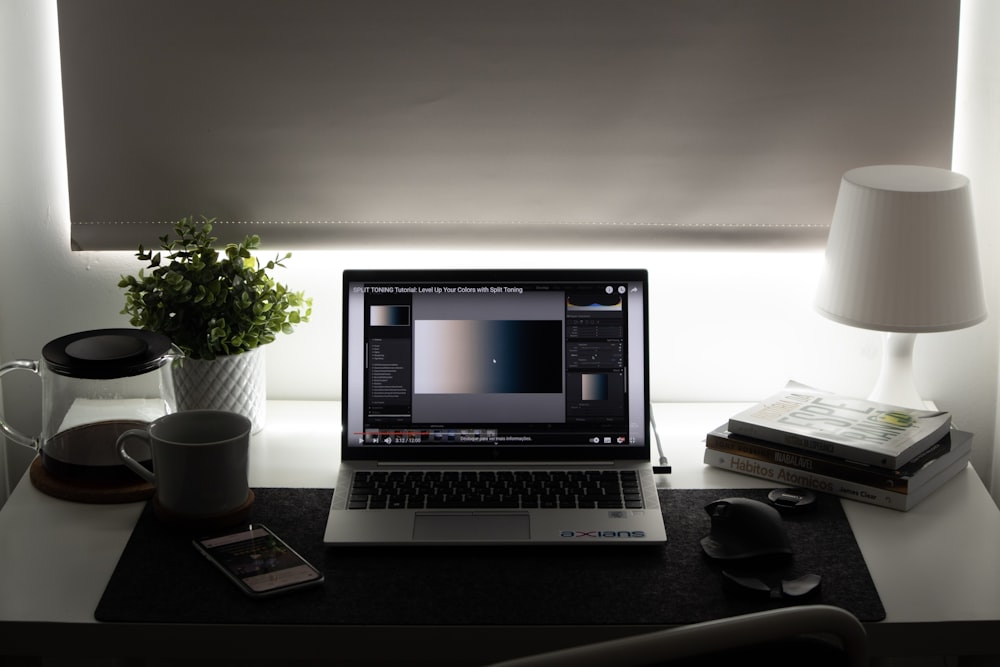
[{"xmin": 814, "ymin": 165, "xmax": 988, "ymax": 409}]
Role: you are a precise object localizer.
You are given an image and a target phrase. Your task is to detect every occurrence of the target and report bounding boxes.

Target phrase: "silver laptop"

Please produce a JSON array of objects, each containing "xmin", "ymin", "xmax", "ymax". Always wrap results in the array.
[{"xmin": 324, "ymin": 269, "xmax": 666, "ymax": 546}]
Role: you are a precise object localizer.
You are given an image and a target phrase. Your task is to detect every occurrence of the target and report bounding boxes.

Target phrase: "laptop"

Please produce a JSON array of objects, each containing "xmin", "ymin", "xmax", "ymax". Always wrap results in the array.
[{"xmin": 323, "ymin": 268, "xmax": 666, "ymax": 546}]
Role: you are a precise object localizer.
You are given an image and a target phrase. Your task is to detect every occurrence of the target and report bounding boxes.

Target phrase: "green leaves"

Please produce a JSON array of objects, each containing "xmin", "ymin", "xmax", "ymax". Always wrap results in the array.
[{"xmin": 118, "ymin": 215, "xmax": 312, "ymax": 360}]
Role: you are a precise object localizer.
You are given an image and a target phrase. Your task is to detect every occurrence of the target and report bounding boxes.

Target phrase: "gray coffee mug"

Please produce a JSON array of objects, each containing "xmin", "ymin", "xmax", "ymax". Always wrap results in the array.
[{"xmin": 117, "ymin": 410, "xmax": 251, "ymax": 516}]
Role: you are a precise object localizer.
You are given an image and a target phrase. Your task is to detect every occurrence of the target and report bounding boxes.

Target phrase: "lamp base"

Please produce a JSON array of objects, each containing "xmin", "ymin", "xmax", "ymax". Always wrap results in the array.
[{"xmin": 867, "ymin": 332, "xmax": 928, "ymax": 409}]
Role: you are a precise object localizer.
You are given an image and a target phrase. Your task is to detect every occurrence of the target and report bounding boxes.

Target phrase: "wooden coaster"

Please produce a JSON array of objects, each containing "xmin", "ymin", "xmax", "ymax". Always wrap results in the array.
[
  {"xmin": 29, "ymin": 456, "xmax": 155, "ymax": 504},
  {"xmin": 152, "ymin": 490, "xmax": 255, "ymax": 534}
]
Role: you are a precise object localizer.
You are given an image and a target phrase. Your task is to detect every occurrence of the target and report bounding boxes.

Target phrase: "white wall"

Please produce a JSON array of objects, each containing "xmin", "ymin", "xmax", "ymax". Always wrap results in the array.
[
  {"xmin": 954, "ymin": 0, "xmax": 1000, "ymax": 499},
  {"xmin": 1, "ymin": 0, "xmax": 70, "ymax": 503},
  {"xmin": 2, "ymin": 0, "xmax": 997, "ymax": 506}
]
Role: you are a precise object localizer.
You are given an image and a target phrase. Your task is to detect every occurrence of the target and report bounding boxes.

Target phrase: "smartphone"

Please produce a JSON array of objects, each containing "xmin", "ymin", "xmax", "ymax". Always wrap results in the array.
[{"xmin": 193, "ymin": 524, "xmax": 324, "ymax": 597}]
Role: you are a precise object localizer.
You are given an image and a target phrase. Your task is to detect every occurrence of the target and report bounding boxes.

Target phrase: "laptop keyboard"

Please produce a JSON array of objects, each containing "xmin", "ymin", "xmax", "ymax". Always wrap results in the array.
[{"xmin": 348, "ymin": 469, "xmax": 643, "ymax": 510}]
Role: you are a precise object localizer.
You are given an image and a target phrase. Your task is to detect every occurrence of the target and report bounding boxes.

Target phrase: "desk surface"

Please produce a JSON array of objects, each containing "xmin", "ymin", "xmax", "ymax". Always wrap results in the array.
[{"xmin": 2, "ymin": 401, "xmax": 999, "ymax": 663}]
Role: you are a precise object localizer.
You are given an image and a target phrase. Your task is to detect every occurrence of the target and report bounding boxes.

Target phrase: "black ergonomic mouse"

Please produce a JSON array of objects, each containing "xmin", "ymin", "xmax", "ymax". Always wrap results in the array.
[{"xmin": 700, "ymin": 497, "xmax": 793, "ymax": 561}]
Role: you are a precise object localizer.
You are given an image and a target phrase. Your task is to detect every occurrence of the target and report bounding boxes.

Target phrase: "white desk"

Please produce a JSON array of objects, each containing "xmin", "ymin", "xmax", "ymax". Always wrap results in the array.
[{"xmin": 1, "ymin": 401, "xmax": 999, "ymax": 664}]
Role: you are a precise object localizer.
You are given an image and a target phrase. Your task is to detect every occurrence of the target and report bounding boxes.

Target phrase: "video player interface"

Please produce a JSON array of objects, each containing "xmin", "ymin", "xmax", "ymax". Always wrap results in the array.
[{"xmin": 343, "ymin": 272, "xmax": 647, "ymax": 452}]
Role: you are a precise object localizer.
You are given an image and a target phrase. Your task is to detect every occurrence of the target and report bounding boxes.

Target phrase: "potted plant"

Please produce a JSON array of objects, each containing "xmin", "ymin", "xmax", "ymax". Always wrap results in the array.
[{"xmin": 118, "ymin": 216, "xmax": 312, "ymax": 432}]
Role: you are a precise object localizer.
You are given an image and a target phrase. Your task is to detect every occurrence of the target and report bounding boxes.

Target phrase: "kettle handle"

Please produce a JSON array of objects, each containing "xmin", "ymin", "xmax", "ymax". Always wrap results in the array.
[{"xmin": 0, "ymin": 360, "xmax": 40, "ymax": 450}]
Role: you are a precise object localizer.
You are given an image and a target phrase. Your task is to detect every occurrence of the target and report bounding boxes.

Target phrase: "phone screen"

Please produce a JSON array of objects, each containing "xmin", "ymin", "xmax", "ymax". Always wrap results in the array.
[{"xmin": 194, "ymin": 524, "xmax": 324, "ymax": 597}]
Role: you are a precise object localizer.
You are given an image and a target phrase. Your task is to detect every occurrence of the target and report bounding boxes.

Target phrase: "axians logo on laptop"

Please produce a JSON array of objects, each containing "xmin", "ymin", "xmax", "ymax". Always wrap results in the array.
[{"xmin": 560, "ymin": 530, "xmax": 647, "ymax": 539}]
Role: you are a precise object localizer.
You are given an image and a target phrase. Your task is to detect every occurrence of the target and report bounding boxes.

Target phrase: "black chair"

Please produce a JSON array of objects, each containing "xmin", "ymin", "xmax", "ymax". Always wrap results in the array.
[{"xmin": 485, "ymin": 604, "xmax": 868, "ymax": 667}]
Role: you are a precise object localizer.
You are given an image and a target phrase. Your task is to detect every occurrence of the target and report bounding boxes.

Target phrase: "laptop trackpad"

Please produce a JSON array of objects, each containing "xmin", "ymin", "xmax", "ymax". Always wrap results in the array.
[{"xmin": 413, "ymin": 513, "xmax": 530, "ymax": 541}]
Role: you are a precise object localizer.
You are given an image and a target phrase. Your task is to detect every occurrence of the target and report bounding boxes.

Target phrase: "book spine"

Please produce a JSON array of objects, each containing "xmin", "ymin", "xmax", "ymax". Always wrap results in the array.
[
  {"xmin": 702, "ymin": 448, "xmax": 914, "ymax": 511},
  {"xmin": 726, "ymin": 418, "xmax": 900, "ymax": 468},
  {"xmin": 705, "ymin": 434, "xmax": 912, "ymax": 493}
]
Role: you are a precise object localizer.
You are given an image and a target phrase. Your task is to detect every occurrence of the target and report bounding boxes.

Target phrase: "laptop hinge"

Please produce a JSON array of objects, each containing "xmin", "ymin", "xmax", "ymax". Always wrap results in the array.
[{"xmin": 376, "ymin": 461, "xmax": 619, "ymax": 468}]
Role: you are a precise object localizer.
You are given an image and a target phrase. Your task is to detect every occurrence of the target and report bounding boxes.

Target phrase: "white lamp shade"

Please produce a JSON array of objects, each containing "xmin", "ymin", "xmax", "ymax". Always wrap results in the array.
[{"xmin": 815, "ymin": 165, "xmax": 987, "ymax": 333}]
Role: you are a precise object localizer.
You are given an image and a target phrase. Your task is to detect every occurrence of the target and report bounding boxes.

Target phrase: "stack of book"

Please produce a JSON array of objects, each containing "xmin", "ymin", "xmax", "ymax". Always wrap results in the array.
[{"xmin": 703, "ymin": 382, "xmax": 973, "ymax": 511}]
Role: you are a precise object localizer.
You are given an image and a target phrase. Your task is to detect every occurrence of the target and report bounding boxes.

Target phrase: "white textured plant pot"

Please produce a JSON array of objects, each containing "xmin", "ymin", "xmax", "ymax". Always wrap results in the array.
[{"xmin": 171, "ymin": 347, "xmax": 266, "ymax": 434}]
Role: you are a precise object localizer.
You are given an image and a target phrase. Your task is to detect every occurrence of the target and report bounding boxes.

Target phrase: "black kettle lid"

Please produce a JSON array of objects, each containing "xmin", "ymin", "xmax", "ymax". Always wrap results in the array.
[{"xmin": 42, "ymin": 328, "xmax": 175, "ymax": 379}]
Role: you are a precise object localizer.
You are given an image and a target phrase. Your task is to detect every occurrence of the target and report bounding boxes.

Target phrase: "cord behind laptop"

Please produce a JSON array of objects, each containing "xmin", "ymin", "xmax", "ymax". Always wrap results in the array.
[{"xmin": 650, "ymin": 403, "xmax": 672, "ymax": 475}]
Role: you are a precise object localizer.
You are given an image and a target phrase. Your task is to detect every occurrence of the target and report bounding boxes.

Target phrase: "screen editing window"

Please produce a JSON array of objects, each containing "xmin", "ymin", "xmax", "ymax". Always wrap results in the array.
[{"xmin": 342, "ymin": 270, "xmax": 649, "ymax": 460}]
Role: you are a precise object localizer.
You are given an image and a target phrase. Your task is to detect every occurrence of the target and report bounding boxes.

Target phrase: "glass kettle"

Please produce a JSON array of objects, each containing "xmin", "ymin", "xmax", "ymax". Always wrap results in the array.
[{"xmin": 0, "ymin": 328, "xmax": 182, "ymax": 484}]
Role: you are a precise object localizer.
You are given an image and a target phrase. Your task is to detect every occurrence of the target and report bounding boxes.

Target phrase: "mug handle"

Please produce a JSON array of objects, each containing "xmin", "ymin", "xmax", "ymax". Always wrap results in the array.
[{"xmin": 117, "ymin": 429, "xmax": 156, "ymax": 483}]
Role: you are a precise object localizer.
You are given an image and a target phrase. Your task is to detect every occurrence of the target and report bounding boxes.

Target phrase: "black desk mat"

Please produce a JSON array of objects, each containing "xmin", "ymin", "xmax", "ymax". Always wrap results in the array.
[{"xmin": 95, "ymin": 487, "xmax": 885, "ymax": 625}]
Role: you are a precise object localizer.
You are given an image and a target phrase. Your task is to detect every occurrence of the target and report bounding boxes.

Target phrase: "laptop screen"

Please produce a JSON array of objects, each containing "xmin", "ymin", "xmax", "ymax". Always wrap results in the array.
[{"xmin": 342, "ymin": 269, "xmax": 650, "ymax": 462}]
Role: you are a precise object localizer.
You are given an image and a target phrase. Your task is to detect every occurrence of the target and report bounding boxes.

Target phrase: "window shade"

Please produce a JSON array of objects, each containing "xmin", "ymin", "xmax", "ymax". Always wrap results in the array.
[{"xmin": 58, "ymin": 0, "xmax": 959, "ymax": 251}]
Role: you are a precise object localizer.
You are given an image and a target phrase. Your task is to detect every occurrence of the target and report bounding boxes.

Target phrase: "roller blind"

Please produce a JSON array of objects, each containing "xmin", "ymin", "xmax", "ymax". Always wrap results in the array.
[{"xmin": 57, "ymin": 0, "xmax": 959, "ymax": 250}]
